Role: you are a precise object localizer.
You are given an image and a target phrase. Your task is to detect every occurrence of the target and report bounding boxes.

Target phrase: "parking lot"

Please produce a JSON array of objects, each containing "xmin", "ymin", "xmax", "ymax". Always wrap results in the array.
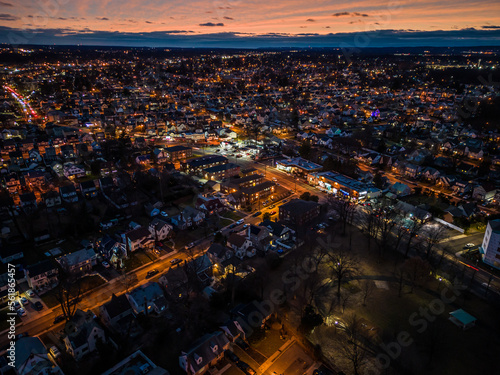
[{"xmin": 9, "ymin": 289, "xmax": 49, "ymax": 323}]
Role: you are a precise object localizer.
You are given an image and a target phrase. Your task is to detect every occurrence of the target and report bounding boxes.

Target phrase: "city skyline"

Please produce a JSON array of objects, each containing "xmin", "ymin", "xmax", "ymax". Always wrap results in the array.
[{"xmin": 0, "ymin": 0, "xmax": 500, "ymax": 47}]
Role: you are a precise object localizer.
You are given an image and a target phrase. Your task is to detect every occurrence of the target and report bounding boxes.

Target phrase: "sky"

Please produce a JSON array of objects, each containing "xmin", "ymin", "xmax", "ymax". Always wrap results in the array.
[{"xmin": 0, "ymin": 0, "xmax": 499, "ymax": 47}]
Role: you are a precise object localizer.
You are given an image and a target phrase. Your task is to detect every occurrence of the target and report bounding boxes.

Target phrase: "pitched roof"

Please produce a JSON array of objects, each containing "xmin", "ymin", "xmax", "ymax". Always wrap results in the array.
[{"xmin": 102, "ymin": 294, "xmax": 133, "ymax": 320}]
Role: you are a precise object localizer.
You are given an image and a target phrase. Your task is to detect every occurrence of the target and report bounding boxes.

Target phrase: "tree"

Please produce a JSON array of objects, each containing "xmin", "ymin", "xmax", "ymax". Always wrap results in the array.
[
  {"xmin": 262, "ymin": 212, "xmax": 272, "ymax": 221},
  {"xmin": 339, "ymin": 314, "xmax": 369, "ymax": 375},
  {"xmin": 404, "ymin": 218, "xmax": 424, "ymax": 258},
  {"xmin": 360, "ymin": 280, "xmax": 375, "ymax": 306},
  {"xmin": 300, "ymin": 192, "xmax": 311, "ymax": 201},
  {"xmin": 421, "ymin": 225, "xmax": 447, "ymax": 260},
  {"xmin": 373, "ymin": 172, "xmax": 384, "ymax": 189},
  {"xmin": 299, "ymin": 139, "xmax": 312, "ymax": 159},
  {"xmin": 402, "ymin": 256, "xmax": 431, "ymax": 293},
  {"xmin": 330, "ymin": 198, "xmax": 356, "ymax": 235},
  {"xmin": 55, "ymin": 278, "xmax": 82, "ymax": 321},
  {"xmin": 301, "ymin": 304, "xmax": 323, "ymax": 331},
  {"xmin": 373, "ymin": 208, "xmax": 398, "ymax": 257},
  {"xmin": 326, "ymin": 246, "xmax": 357, "ymax": 300}
]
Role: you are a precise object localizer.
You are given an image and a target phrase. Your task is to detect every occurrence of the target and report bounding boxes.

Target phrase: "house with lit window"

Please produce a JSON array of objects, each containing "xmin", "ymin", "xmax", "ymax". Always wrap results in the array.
[{"xmin": 179, "ymin": 331, "xmax": 230, "ymax": 375}]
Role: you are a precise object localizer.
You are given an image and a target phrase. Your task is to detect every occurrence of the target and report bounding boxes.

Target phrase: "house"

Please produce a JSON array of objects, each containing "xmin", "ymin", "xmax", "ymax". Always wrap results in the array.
[
  {"xmin": 99, "ymin": 293, "xmax": 135, "ymax": 332},
  {"xmin": 19, "ymin": 192, "xmax": 37, "ymax": 211},
  {"xmin": 149, "ymin": 217, "xmax": 173, "ymax": 241},
  {"xmin": 102, "ymin": 350, "xmax": 170, "ymax": 375},
  {"xmin": 279, "ymin": 199, "xmax": 321, "ymax": 226},
  {"xmin": 230, "ymin": 300, "xmax": 273, "ymax": 332},
  {"xmin": 63, "ymin": 309, "xmax": 106, "ymax": 361},
  {"xmin": 125, "ymin": 226, "xmax": 154, "ymax": 252},
  {"xmin": 220, "ymin": 320, "xmax": 246, "ymax": 342},
  {"xmin": 185, "ymin": 254, "xmax": 213, "ymax": 284},
  {"xmin": 171, "ymin": 206, "xmax": 205, "ymax": 230},
  {"xmin": 63, "ymin": 163, "xmax": 86, "ymax": 179},
  {"xmin": 0, "ymin": 245, "xmax": 24, "ymax": 264},
  {"xmin": 60, "ymin": 184, "xmax": 79, "ymax": 203},
  {"xmin": 24, "ymin": 259, "xmax": 58, "ymax": 293},
  {"xmin": 159, "ymin": 266, "xmax": 189, "ymax": 299},
  {"xmin": 14, "ymin": 337, "xmax": 64, "ymax": 375},
  {"xmin": 144, "ymin": 202, "xmax": 160, "ymax": 217},
  {"xmin": 207, "ymin": 243, "xmax": 233, "ymax": 266},
  {"xmin": 227, "ymin": 233, "xmax": 255, "ymax": 259},
  {"xmin": 195, "ymin": 196, "xmax": 226, "ymax": 215},
  {"xmin": 472, "ymin": 183, "xmax": 498, "ymax": 202},
  {"xmin": 126, "ymin": 282, "xmax": 168, "ymax": 315},
  {"xmin": 42, "ymin": 190, "xmax": 62, "ymax": 207},
  {"xmin": 179, "ymin": 331, "xmax": 230, "ymax": 375},
  {"xmin": 56, "ymin": 248, "xmax": 97, "ymax": 276},
  {"xmin": 79, "ymin": 180, "xmax": 98, "ymax": 198},
  {"xmin": 390, "ymin": 182, "xmax": 412, "ymax": 197},
  {"xmin": 246, "ymin": 225, "xmax": 271, "ymax": 251}
]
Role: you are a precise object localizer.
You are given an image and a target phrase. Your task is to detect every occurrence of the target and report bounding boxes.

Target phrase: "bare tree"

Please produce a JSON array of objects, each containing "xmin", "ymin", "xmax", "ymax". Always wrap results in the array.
[
  {"xmin": 404, "ymin": 218, "xmax": 425, "ymax": 258},
  {"xmin": 56, "ymin": 278, "xmax": 82, "ymax": 321},
  {"xmin": 339, "ymin": 314, "xmax": 369, "ymax": 375},
  {"xmin": 330, "ymin": 196, "xmax": 356, "ymax": 235},
  {"xmin": 402, "ymin": 256, "xmax": 432, "ymax": 293},
  {"xmin": 360, "ymin": 280, "xmax": 375, "ymax": 306},
  {"xmin": 421, "ymin": 224, "xmax": 447, "ymax": 260},
  {"xmin": 359, "ymin": 211, "xmax": 378, "ymax": 252},
  {"xmin": 373, "ymin": 209, "xmax": 397, "ymax": 257},
  {"xmin": 326, "ymin": 246, "xmax": 357, "ymax": 300}
]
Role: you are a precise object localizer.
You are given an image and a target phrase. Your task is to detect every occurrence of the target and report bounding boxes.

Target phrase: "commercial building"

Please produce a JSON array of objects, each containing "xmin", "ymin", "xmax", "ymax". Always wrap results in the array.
[
  {"xmin": 276, "ymin": 157, "xmax": 322, "ymax": 176},
  {"xmin": 307, "ymin": 171, "xmax": 380, "ymax": 200}
]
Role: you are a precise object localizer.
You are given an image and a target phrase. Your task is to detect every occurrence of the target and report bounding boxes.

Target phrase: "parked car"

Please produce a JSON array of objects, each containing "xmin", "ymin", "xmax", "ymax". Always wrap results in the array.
[
  {"xmin": 17, "ymin": 308, "xmax": 27, "ymax": 317},
  {"xmin": 465, "ymin": 243, "xmax": 475, "ymax": 248},
  {"xmin": 236, "ymin": 338, "xmax": 250, "ymax": 350},
  {"xmin": 269, "ymin": 211, "xmax": 276, "ymax": 215},
  {"xmin": 49, "ymin": 346, "xmax": 61, "ymax": 359},
  {"xmin": 53, "ymin": 315, "xmax": 65, "ymax": 324},
  {"xmin": 243, "ymin": 224, "xmax": 250, "ymax": 229},
  {"xmin": 253, "ymin": 211, "xmax": 262, "ymax": 217},
  {"xmin": 185, "ymin": 242, "xmax": 195, "ymax": 250},
  {"xmin": 32, "ymin": 301, "xmax": 44, "ymax": 311},
  {"xmin": 13, "ymin": 300, "xmax": 21, "ymax": 310},
  {"xmin": 146, "ymin": 269, "xmax": 159, "ymax": 279},
  {"xmin": 20, "ymin": 297, "xmax": 29, "ymax": 305},
  {"xmin": 236, "ymin": 219, "xmax": 244, "ymax": 225},
  {"xmin": 170, "ymin": 258, "xmax": 182, "ymax": 265},
  {"xmin": 160, "ymin": 211, "xmax": 169, "ymax": 217},
  {"xmin": 154, "ymin": 249, "xmax": 161, "ymax": 256},
  {"xmin": 26, "ymin": 290, "xmax": 35, "ymax": 298},
  {"xmin": 102, "ymin": 261, "xmax": 110, "ymax": 268},
  {"xmin": 237, "ymin": 361, "xmax": 255, "ymax": 375},
  {"xmin": 225, "ymin": 350, "xmax": 240, "ymax": 363}
]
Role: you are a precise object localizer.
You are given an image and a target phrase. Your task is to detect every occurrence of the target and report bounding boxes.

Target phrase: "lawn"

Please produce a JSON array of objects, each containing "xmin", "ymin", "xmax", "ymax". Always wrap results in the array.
[
  {"xmin": 221, "ymin": 211, "xmax": 245, "ymax": 221},
  {"xmin": 124, "ymin": 251, "xmax": 153, "ymax": 271},
  {"xmin": 79, "ymin": 275, "xmax": 106, "ymax": 293},
  {"xmin": 219, "ymin": 218, "xmax": 233, "ymax": 228}
]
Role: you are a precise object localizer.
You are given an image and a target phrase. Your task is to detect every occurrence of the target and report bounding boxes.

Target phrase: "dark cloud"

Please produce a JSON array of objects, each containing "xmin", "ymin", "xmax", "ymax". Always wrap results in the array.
[
  {"xmin": 96, "ymin": 17, "xmax": 109, "ymax": 21},
  {"xmin": 482, "ymin": 25, "xmax": 500, "ymax": 29},
  {"xmin": 299, "ymin": 26, "xmax": 307, "ymax": 28},
  {"xmin": 58, "ymin": 17, "xmax": 67, "ymax": 20},
  {"xmin": 145, "ymin": 21, "xmax": 153, "ymax": 24},
  {"xmin": 332, "ymin": 12, "xmax": 350, "ymax": 17},
  {"xmin": 325, "ymin": 26, "xmax": 331, "ymax": 28},
  {"xmin": 306, "ymin": 18, "xmax": 316, "ymax": 22},
  {"xmin": 223, "ymin": 16, "xmax": 233, "ymax": 20},
  {"xmin": 1, "ymin": 26, "xmax": 499, "ymax": 48},
  {"xmin": 0, "ymin": 13, "xmax": 17, "ymax": 21},
  {"xmin": 0, "ymin": 1, "xmax": 13, "ymax": 6},
  {"xmin": 218, "ymin": 6, "xmax": 231, "ymax": 9},
  {"xmin": 199, "ymin": 22, "xmax": 224, "ymax": 27},
  {"xmin": 353, "ymin": 12, "xmax": 369, "ymax": 17}
]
